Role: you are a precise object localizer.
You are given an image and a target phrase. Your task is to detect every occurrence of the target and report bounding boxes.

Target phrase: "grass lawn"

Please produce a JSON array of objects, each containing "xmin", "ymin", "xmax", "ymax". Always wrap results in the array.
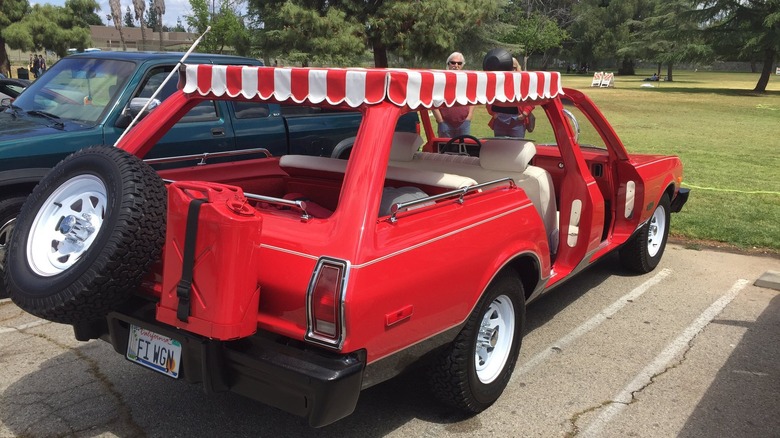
[{"xmin": 464, "ymin": 70, "xmax": 780, "ymax": 254}]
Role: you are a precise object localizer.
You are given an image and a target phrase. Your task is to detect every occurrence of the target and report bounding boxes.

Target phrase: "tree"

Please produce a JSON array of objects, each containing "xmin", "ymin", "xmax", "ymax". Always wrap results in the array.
[
  {"xmin": 0, "ymin": 0, "xmax": 29, "ymax": 76},
  {"xmin": 187, "ymin": 0, "xmax": 252, "ymax": 55},
  {"xmin": 124, "ymin": 6, "xmax": 136, "ymax": 27},
  {"xmin": 153, "ymin": 0, "xmax": 165, "ymax": 49},
  {"xmin": 66, "ymin": 0, "xmax": 104, "ymax": 25},
  {"xmin": 171, "ymin": 17, "xmax": 186, "ymax": 32},
  {"xmin": 621, "ymin": 0, "xmax": 711, "ymax": 81},
  {"xmin": 109, "ymin": 0, "xmax": 128, "ymax": 50},
  {"xmin": 566, "ymin": 0, "xmax": 654, "ymax": 74},
  {"xmin": 248, "ymin": 0, "xmax": 502, "ymax": 68},
  {"xmin": 2, "ymin": 2, "xmax": 92, "ymax": 60},
  {"xmin": 695, "ymin": 0, "xmax": 780, "ymax": 93},
  {"xmin": 133, "ymin": 0, "xmax": 147, "ymax": 49},
  {"xmin": 502, "ymin": 13, "xmax": 569, "ymax": 70},
  {"xmin": 145, "ymin": 0, "xmax": 158, "ymax": 30}
]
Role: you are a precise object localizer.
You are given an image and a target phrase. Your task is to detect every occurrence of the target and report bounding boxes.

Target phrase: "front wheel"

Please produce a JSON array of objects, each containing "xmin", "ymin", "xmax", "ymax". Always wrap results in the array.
[
  {"xmin": 0, "ymin": 196, "xmax": 28, "ymax": 299},
  {"xmin": 620, "ymin": 194, "xmax": 671, "ymax": 273},
  {"xmin": 429, "ymin": 272, "xmax": 525, "ymax": 412}
]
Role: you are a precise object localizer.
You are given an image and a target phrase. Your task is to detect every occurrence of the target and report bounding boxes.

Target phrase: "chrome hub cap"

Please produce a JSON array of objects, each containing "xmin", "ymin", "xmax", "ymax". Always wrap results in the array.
[
  {"xmin": 475, "ymin": 294, "xmax": 515, "ymax": 384},
  {"xmin": 0, "ymin": 216, "xmax": 15, "ymax": 271},
  {"xmin": 647, "ymin": 205, "xmax": 667, "ymax": 258}
]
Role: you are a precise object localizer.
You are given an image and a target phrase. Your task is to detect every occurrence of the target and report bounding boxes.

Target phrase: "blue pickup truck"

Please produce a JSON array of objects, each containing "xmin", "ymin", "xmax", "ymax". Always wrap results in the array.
[{"xmin": 0, "ymin": 51, "xmax": 418, "ymax": 296}]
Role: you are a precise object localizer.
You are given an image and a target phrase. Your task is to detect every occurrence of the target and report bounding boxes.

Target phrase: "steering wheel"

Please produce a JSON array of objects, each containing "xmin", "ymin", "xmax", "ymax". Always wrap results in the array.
[{"xmin": 440, "ymin": 134, "xmax": 483, "ymax": 155}]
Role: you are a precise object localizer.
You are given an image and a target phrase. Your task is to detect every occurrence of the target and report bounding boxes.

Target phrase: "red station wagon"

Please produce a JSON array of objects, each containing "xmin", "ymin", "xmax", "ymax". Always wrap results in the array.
[{"xmin": 5, "ymin": 63, "xmax": 689, "ymax": 427}]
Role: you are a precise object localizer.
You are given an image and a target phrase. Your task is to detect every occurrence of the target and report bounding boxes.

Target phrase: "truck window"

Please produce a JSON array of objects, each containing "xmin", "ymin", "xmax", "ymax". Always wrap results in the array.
[
  {"xmin": 232, "ymin": 102, "xmax": 270, "ymax": 119},
  {"xmin": 280, "ymin": 104, "xmax": 360, "ymax": 117},
  {"xmin": 137, "ymin": 67, "xmax": 218, "ymax": 122}
]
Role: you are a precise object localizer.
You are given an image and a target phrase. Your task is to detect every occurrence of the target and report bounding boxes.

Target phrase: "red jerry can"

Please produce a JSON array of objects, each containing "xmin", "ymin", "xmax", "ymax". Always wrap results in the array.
[{"xmin": 157, "ymin": 181, "xmax": 263, "ymax": 340}]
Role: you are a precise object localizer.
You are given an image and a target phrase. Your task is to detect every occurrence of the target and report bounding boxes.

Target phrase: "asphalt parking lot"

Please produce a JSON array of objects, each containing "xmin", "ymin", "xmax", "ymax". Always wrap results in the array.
[{"xmin": 1, "ymin": 243, "xmax": 778, "ymax": 437}]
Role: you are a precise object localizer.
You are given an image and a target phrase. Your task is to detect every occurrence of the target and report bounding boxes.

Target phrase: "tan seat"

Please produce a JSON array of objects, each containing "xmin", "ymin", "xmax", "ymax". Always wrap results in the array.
[
  {"xmin": 279, "ymin": 155, "xmax": 477, "ymax": 190},
  {"xmin": 389, "ymin": 135, "xmax": 558, "ymax": 252}
]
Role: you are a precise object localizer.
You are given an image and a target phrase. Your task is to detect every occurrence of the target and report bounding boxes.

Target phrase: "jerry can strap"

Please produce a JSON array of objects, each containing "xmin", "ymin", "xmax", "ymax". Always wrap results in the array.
[{"xmin": 177, "ymin": 198, "xmax": 207, "ymax": 322}]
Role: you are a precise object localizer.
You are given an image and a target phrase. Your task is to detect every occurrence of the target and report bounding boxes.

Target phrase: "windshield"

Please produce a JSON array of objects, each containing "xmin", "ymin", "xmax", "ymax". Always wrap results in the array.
[{"xmin": 12, "ymin": 57, "xmax": 135, "ymax": 124}]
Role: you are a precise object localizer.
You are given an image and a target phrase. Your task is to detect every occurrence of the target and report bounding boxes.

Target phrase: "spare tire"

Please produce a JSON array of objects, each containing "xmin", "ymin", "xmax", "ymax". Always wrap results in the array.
[{"xmin": 4, "ymin": 146, "xmax": 166, "ymax": 324}]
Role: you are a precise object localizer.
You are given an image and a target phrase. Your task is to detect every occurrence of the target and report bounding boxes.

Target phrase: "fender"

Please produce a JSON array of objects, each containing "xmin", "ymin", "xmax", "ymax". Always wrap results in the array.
[{"xmin": 0, "ymin": 168, "xmax": 49, "ymax": 188}]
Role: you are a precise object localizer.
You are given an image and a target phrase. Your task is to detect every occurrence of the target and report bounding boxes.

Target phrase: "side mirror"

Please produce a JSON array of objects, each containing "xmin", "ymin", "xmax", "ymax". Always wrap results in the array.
[
  {"xmin": 0, "ymin": 98, "xmax": 11, "ymax": 109},
  {"xmin": 115, "ymin": 97, "xmax": 161, "ymax": 129}
]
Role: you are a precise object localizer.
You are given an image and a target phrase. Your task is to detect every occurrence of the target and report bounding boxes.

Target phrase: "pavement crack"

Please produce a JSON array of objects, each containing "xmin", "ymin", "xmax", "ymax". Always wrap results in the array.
[
  {"xmin": 567, "ymin": 330, "xmax": 704, "ymax": 436},
  {"xmin": 565, "ymin": 400, "xmax": 619, "ymax": 437},
  {"xmin": 21, "ymin": 331, "xmax": 147, "ymax": 437}
]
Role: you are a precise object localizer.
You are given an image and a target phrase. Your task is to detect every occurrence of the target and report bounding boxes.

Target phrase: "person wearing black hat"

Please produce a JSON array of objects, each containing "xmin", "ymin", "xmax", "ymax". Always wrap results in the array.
[
  {"xmin": 432, "ymin": 52, "xmax": 475, "ymax": 138},
  {"xmin": 484, "ymin": 50, "xmax": 535, "ymax": 138}
]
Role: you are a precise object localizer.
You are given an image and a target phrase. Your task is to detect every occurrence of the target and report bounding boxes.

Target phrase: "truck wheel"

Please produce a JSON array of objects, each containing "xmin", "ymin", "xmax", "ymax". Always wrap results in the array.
[
  {"xmin": 429, "ymin": 272, "xmax": 525, "ymax": 412},
  {"xmin": 0, "ymin": 196, "xmax": 27, "ymax": 299},
  {"xmin": 4, "ymin": 146, "xmax": 166, "ymax": 324},
  {"xmin": 620, "ymin": 194, "xmax": 671, "ymax": 273}
]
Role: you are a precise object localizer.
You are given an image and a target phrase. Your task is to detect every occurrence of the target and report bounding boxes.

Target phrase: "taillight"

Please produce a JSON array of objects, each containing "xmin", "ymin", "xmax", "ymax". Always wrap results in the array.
[{"xmin": 306, "ymin": 257, "xmax": 349, "ymax": 348}]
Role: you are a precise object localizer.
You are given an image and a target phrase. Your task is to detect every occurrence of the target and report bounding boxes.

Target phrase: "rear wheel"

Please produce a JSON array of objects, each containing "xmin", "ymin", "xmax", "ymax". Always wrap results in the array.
[
  {"xmin": 4, "ymin": 146, "xmax": 166, "ymax": 324},
  {"xmin": 430, "ymin": 272, "xmax": 525, "ymax": 412},
  {"xmin": 0, "ymin": 196, "xmax": 27, "ymax": 299},
  {"xmin": 620, "ymin": 194, "xmax": 671, "ymax": 273}
]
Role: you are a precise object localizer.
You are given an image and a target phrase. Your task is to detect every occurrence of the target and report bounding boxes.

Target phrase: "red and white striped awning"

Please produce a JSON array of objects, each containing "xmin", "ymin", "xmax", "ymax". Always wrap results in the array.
[{"xmin": 180, "ymin": 64, "xmax": 563, "ymax": 109}]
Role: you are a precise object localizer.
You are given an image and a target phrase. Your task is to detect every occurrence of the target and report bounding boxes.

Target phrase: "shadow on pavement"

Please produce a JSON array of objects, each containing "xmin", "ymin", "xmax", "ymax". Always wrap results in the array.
[
  {"xmin": 0, "ymin": 251, "xmax": 641, "ymax": 437},
  {"xmin": 678, "ymin": 291, "xmax": 780, "ymax": 437}
]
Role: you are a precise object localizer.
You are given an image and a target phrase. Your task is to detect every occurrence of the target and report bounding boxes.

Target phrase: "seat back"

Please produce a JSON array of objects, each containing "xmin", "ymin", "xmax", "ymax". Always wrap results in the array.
[{"xmin": 478, "ymin": 139, "xmax": 559, "ymax": 253}]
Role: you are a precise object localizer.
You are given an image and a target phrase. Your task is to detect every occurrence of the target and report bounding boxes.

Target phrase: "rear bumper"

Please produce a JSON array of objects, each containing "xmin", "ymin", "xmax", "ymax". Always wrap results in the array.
[
  {"xmin": 670, "ymin": 187, "xmax": 690, "ymax": 213},
  {"xmin": 101, "ymin": 306, "xmax": 365, "ymax": 427}
]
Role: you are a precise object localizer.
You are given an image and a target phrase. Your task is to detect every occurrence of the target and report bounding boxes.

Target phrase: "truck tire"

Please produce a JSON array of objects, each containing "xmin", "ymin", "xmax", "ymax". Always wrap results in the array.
[
  {"xmin": 429, "ymin": 272, "xmax": 525, "ymax": 412},
  {"xmin": 4, "ymin": 146, "xmax": 166, "ymax": 324},
  {"xmin": 0, "ymin": 196, "xmax": 27, "ymax": 299},
  {"xmin": 620, "ymin": 194, "xmax": 671, "ymax": 273}
]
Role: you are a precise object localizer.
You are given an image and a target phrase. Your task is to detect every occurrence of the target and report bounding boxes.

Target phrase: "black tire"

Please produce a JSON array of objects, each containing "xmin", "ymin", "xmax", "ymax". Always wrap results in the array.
[
  {"xmin": 0, "ymin": 196, "xmax": 28, "ymax": 299},
  {"xmin": 620, "ymin": 194, "xmax": 671, "ymax": 273},
  {"xmin": 429, "ymin": 272, "xmax": 525, "ymax": 412},
  {"xmin": 4, "ymin": 146, "xmax": 166, "ymax": 324}
]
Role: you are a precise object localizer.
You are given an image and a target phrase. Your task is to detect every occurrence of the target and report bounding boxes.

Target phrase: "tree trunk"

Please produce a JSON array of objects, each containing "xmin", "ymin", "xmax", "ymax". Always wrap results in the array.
[
  {"xmin": 666, "ymin": 63, "xmax": 673, "ymax": 82},
  {"xmin": 0, "ymin": 36, "xmax": 9, "ymax": 77},
  {"xmin": 618, "ymin": 57, "xmax": 635, "ymax": 75},
  {"xmin": 656, "ymin": 62, "xmax": 661, "ymax": 75},
  {"xmin": 371, "ymin": 37, "xmax": 388, "ymax": 68},
  {"xmin": 117, "ymin": 29, "xmax": 127, "ymax": 51},
  {"xmin": 159, "ymin": 27, "xmax": 164, "ymax": 51},
  {"xmin": 753, "ymin": 48, "xmax": 776, "ymax": 93},
  {"xmin": 140, "ymin": 24, "xmax": 147, "ymax": 51}
]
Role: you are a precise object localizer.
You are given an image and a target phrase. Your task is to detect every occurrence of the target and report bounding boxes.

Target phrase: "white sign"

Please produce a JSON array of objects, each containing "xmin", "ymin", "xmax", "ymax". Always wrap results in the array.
[{"xmin": 776, "ymin": 67, "xmax": 780, "ymax": 75}]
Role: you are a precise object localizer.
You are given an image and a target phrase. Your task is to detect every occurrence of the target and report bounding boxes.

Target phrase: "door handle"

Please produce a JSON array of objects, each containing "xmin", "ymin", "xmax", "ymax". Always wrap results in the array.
[{"xmin": 211, "ymin": 127, "xmax": 225, "ymax": 136}]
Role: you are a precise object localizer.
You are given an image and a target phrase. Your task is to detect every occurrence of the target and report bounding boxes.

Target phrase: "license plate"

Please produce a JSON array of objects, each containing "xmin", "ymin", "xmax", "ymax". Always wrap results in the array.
[{"xmin": 126, "ymin": 325, "xmax": 182, "ymax": 379}]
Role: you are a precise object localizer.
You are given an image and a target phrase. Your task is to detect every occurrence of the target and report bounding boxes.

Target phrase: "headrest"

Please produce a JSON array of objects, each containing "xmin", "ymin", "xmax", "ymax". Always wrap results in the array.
[
  {"xmin": 389, "ymin": 132, "xmax": 424, "ymax": 162},
  {"xmin": 479, "ymin": 139, "xmax": 537, "ymax": 172}
]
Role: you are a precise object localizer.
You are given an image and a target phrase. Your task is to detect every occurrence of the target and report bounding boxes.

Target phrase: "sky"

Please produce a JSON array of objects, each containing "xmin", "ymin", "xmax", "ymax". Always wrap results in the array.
[{"xmin": 33, "ymin": 0, "xmax": 192, "ymax": 27}]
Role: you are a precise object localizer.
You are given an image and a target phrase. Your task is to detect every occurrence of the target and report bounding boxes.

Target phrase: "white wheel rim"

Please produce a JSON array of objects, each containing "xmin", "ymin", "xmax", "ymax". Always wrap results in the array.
[
  {"xmin": 475, "ymin": 294, "xmax": 515, "ymax": 384},
  {"xmin": 0, "ymin": 217, "xmax": 14, "ymax": 270},
  {"xmin": 27, "ymin": 175, "xmax": 107, "ymax": 277},
  {"xmin": 647, "ymin": 204, "xmax": 667, "ymax": 258}
]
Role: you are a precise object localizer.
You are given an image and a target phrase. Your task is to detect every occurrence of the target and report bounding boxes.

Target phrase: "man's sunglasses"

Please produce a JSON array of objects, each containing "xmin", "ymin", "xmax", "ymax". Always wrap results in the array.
[{"xmin": 448, "ymin": 61, "xmax": 463, "ymax": 66}]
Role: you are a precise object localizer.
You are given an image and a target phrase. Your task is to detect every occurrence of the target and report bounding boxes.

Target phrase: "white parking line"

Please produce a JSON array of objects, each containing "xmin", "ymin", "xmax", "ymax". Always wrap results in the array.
[
  {"xmin": 0, "ymin": 319, "xmax": 50, "ymax": 334},
  {"xmin": 580, "ymin": 278, "xmax": 751, "ymax": 438},
  {"xmin": 512, "ymin": 268, "xmax": 673, "ymax": 381}
]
